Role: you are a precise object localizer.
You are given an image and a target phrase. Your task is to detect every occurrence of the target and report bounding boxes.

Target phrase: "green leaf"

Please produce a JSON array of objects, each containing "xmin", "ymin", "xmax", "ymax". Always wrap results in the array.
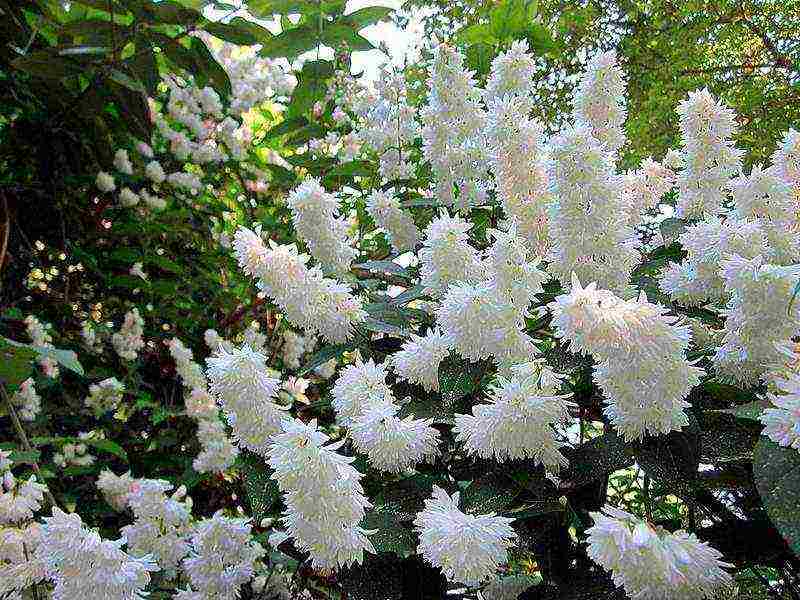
[
  {"xmin": 248, "ymin": 0, "xmax": 309, "ymax": 16},
  {"xmin": 109, "ymin": 68, "xmax": 146, "ymax": 93},
  {"xmin": 204, "ymin": 17, "xmax": 274, "ymax": 46},
  {"xmin": 453, "ymin": 23, "xmax": 495, "ymax": 46},
  {"xmin": 340, "ymin": 6, "xmax": 393, "ymax": 29},
  {"xmin": 0, "ymin": 338, "xmax": 36, "ymax": 386},
  {"xmin": 189, "ymin": 36, "xmax": 232, "ymax": 99},
  {"xmin": 83, "ymin": 438, "xmax": 128, "ymax": 461},
  {"xmin": 715, "ymin": 399, "xmax": 769, "ymax": 422},
  {"xmin": 754, "ymin": 437, "xmax": 800, "ymax": 556},
  {"xmin": 362, "ymin": 504, "xmax": 416, "ymax": 555},
  {"xmin": 389, "ymin": 284, "xmax": 428, "ymax": 306},
  {"xmin": 298, "ymin": 343, "xmax": 354, "ymax": 376},
  {"xmin": 561, "ymin": 429, "xmax": 632, "ymax": 488},
  {"xmin": 788, "ymin": 278, "xmax": 800, "ymax": 315},
  {"xmin": 354, "ymin": 260, "xmax": 411, "ymax": 279},
  {"xmin": 288, "ymin": 59, "xmax": 334, "ymax": 118},
  {"xmin": 8, "ymin": 449, "xmax": 42, "ymax": 465},
  {"xmin": 659, "ymin": 217, "xmax": 687, "ymax": 246},
  {"xmin": 239, "ymin": 452, "xmax": 281, "ymax": 521},
  {"xmin": 258, "ymin": 25, "xmax": 318, "ymax": 60},
  {"xmin": 361, "ymin": 317, "xmax": 407, "ymax": 337},
  {"xmin": 128, "ymin": 34, "xmax": 160, "ymax": 95},
  {"xmin": 32, "ymin": 346, "xmax": 84, "ymax": 377},
  {"xmin": 12, "ymin": 51, "xmax": 85, "ymax": 79},
  {"xmin": 148, "ymin": 0, "xmax": 202, "ymax": 25},
  {"xmin": 490, "ymin": 0, "xmax": 538, "ymax": 41}
]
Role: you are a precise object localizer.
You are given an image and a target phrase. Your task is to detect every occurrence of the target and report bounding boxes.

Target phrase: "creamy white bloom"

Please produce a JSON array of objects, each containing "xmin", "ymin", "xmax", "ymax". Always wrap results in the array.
[
  {"xmin": 24, "ymin": 315, "xmax": 59, "ymax": 378},
  {"xmin": 390, "ymin": 328, "xmax": 451, "ymax": 392},
  {"xmin": 366, "ymin": 190, "xmax": 420, "ymax": 253},
  {"xmin": 714, "ymin": 254, "xmax": 800, "ymax": 384},
  {"xmin": 621, "ymin": 157, "xmax": 676, "ymax": 227},
  {"xmin": 112, "ymin": 308, "xmax": 145, "ymax": 361},
  {"xmin": 114, "ymin": 149, "xmax": 134, "ymax": 175},
  {"xmin": 96, "ymin": 470, "xmax": 136, "ymax": 511},
  {"xmin": 181, "ymin": 511, "xmax": 264, "ymax": 600},
  {"xmin": 0, "ymin": 454, "xmax": 47, "ymax": 525},
  {"xmin": 206, "ymin": 344, "xmax": 286, "ymax": 456},
  {"xmin": 549, "ymin": 276, "xmax": 702, "ymax": 441},
  {"xmin": 192, "ymin": 419, "xmax": 239, "ymax": 474},
  {"xmin": 331, "ymin": 359, "xmax": 393, "ymax": 426},
  {"xmin": 10, "ymin": 378, "xmax": 40, "ymax": 421},
  {"xmin": 419, "ymin": 212, "xmax": 484, "ymax": 295},
  {"xmin": 485, "ymin": 40, "xmax": 536, "ymax": 103},
  {"xmin": 673, "ymin": 89, "xmax": 743, "ymax": 218},
  {"xmin": 761, "ymin": 371, "xmax": 800, "ymax": 451},
  {"xmin": 36, "ymin": 508, "xmax": 158, "ymax": 600},
  {"xmin": 287, "ymin": 178, "xmax": 356, "ymax": 275},
  {"xmin": 771, "ymin": 128, "xmax": 800, "ymax": 189},
  {"xmin": 85, "ymin": 377, "xmax": 125, "ymax": 414},
  {"xmin": 268, "ymin": 419, "xmax": 375, "ymax": 571},
  {"xmin": 587, "ymin": 505, "xmax": 732, "ymax": 600},
  {"xmin": 414, "ymin": 486, "xmax": 517, "ymax": 586},
  {"xmin": 130, "ymin": 262, "xmax": 147, "ymax": 280},
  {"xmin": 233, "ymin": 226, "xmax": 366, "ymax": 344},
  {"xmin": 145, "ymin": 160, "xmax": 166, "ymax": 184},
  {"xmin": 455, "ymin": 361, "xmax": 571, "ymax": 469},
  {"xmin": 573, "ymin": 51, "xmax": 627, "ymax": 154},
  {"xmin": 96, "ymin": 170, "xmax": 116, "ymax": 193}
]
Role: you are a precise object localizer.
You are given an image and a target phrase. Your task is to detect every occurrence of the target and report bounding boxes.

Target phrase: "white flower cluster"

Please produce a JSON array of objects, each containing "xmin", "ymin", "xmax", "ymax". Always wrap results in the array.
[
  {"xmin": 207, "ymin": 344, "xmax": 286, "ymax": 456},
  {"xmin": 454, "ymin": 361, "xmax": 571, "ymax": 469},
  {"xmin": 179, "ymin": 511, "xmax": 264, "ymax": 600},
  {"xmin": 122, "ymin": 479, "xmax": 192, "ymax": 573},
  {"xmin": 390, "ymin": 327, "xmax": 451, "ymax": 392},
  {"xmin": 761, "ymin": 371, "xmax": 800, "ymax": 451},
  {"xmin": 332, "ymin": 359, "xmax": 440, "ymax": 472},
  {"xmin": 36, "ymin": 507, "xmax": 159, "ymax": 600},
  {"xmin": 772, "ymin": 128, "xmax": 800, "ymax": 189},
  {"xmin": 673, "ymin": 88, "xmax": 743, "ymax": 218},
  {"xmin": 281, "ymin": 329, "xmax": 315, "ymax": 369},
  {"xmin": 419, "ymin": 212, "xmax": 484, "ymax": 295},
  {"xmin": 621, "ymin": 157, "xmax": 676, "ymax": 227},
  {"xmin": 233, "ymin": 226, "xmax": 366, "ymax": 344},
  {"xmin": 586, "ymin": 505, "xmax": 732, "ymax": 600},
  {"xmin": 366, "ymin": 190, "xmax": 420, "ymax": 253},
  {"xmin": 0, "ymin": 519, "xmax": 44, "ymax": 598},
  {"xmin": 414, "ymin": 486, "xmax": 517, "ymax": 586},
  {"xmin": 357, "ymin": 67, "xmax": 419, "ymax": 181},
  {"xmin": 267, "ymin": 418, "xmax": 375, "ymax": 570},
  {"xmin": 168, "ymin": 338, "xmax": 238, "ymax": 474},
  {"xmin": 549, "ymin": 277, "xmax": 702, "ymax": 441},
  {"xmin": 287, "ymin": 178, "xmax": 356, "ymax": 275},
  {"xmin": 112, "ymin": 308, "xmax": 145, "ymax": 361},
  {"xmin": 53, "ymin": 432, "xmax": 96, "ymax": 469},
  {"xmin": 547, "ymin": 123, "xmax": 637, "ymax": 295},
  {"xmin": 10, "ymin": 378, "xmax": 40, "ymax": 421},
  {"xmin": 0, "ymin": 451, "xmax": 47, "ymax": 525},
  {"xmin": 24, "ymin": 314, "xmax": 58, "ymax": 378},
  {"xmin": 96, "ymin": 469, "xmax": 136, "ymax": 511},
  {"xmin": 421, "ymin": 43, "xmax": 489, "ymax": 211},
  {"xmin": 485, "ymin": 40, "xmax": 537, "ymax": 103},
  {"xmin": 572, "ymin": 51, "xmax": 627, "ymax": 155},
  {"xmin": 713, "ymin": 254, "xmax": 800, "ymax": 384},
  {"xmin": 85, "ymin": 377, "xmax": 125, "ymax": 414}
]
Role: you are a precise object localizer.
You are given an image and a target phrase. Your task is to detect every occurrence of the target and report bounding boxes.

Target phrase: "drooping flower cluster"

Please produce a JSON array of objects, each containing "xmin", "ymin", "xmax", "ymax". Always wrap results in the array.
[
  {"xmin": 24, "ymin": 314, "xmax": 58, "ymax": 378},
  {"xmin": 621, "ymin": 157, "xmax": 676, "ymax": 227},
  {"xmin": 52, "ymin": 432, "xmax": 96, "ymax": 469},
  {"xmin": 332, "ymin": 360, "xmax": 440, "ymax": 472},
  {"xmin": 287, "ymin": 178, "xmax": 356, "ymax": 275},
  {"xmin": 281, "ymin": 329, "xmax": 315, "ymax": 369},
  {"xmin": 178, "ymin": 511, "xmax": 264, "ymax": 600},
  {"xmin": 36, "ymin": 508, "xmax": 159, "ymax": 600},
  {"xmin": 485, "ymin": 40, "xmax": 537, "ymax": 103},
  {"xmin": 713, "ymin": 254, "xmax": 800, "ymax": 384},
  {"xmin": 390, "ymin": 327, "xmax": 451, "ymax": 392},
  {"xmin": 421, "ymin": 44, "xmax": 489, "ymax": 211},
  {"xmin": 206, "ymin": 344, "xmax": 286, "ymax": 456},
  {"xmin": 454, "ymin": 361, "xmax": 572, "ymax": 469},
  {"xmin": 233, "ymin": 225, "xmax": 366, "ymax": 343},
  {"xmin": 96, "ymin": 469, "xmax": 136, "ymax": 511},
  {"xmin": 549, "ymin": 276, "xmax": 702, "ymax": 441},
  {"xmin": 761, "ymin": 371, "xmax": 800, "ymax": 451},
  {"xmin": 419, "ymin": 212, "xmax": 484, "ymax": 295},
  {"xmin": 112, "ymin": 308, "xmax": 145, "ymax": 361},
  {"xmin": 366, "ymin": 190, "xmax": 421, "ymax": 253},
  {"xmin": 85, "ymin": 377, "xmax": 125, "ymax": 414},
  {"xmin": 122, "ymin": 479, "xmax": 192, "ymax": 573},
  {"xmin": 0, "ymin": 452, "xmax": 47, "ymax": 525},
  {"xmin": 586, "ymin": 505, "xmax": 732, "ymax": 600},
  {"xmin": 267, "ymin": 419, "xmax": 375, "ymax": 570},
  {"xmin": 414, "ymin": 486, "xmax": 517, "ymax": 586},
  {"xmin": 572, "ymin": 51, "xmax": 627, "ymax": 155},
  {"xmin": 10, "ymin": 378, "xmax": 40, "ymax": 421},
  {"xmin": 673, "ymin": 88, "xmax": 743, "ymax": 218}
]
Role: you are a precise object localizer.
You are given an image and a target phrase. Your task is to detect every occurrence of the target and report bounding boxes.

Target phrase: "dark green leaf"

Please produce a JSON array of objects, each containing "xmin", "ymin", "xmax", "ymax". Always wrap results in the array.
[
  {"xmin": 12, "ymin": 51, "xmax": 85, "ymax": 79},
  {"xmin": 287, "ymin": 59, "xmax": 334, "ymax": 118},
  {"xmin": 298, "ymin": 343, "xmax": 353, "ymax": 376},
  {"xmin": 239, "ymin": 451, "xmax": 281, "ymax": 521},
  {"xmin": 340, "ymin": 6, "xmax": 393, "ymax": 29},
  {"xmin": 362, "ymin": 504, "xmax": 416, "ymax": 555},
  {"xmin": 354, "ymin": 260, "xmax": 411, "ymax": 279},
  {"xmin": 204, "ymin": 17, "xmax": 274, "ymax": 46},
  {"xmin": 258, "ymin": 25, "xmax": 318, "ymax": 60},
  {"xmin": 0, "ymin": 338, "xmax": 36, "ymax": 386},
  {"xmin": 754, "ymin": 437, "xmax": 800, "ymax": 557}
]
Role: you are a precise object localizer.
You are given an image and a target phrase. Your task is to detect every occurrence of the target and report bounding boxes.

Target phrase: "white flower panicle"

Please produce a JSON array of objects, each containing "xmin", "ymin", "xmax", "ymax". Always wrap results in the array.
[
  {"xmin": 206, "ymin": 344, "xmax": 286, "ymax": 456},
  {"xmin": 573, "ymin": 51, "xmax": 627, "ymax": 154},
  {"xmin": 485, "ymin": 40, "xmax": 537, "ymax": 103},
  {"xmin": 24, "ymin": 315, "xmax": 59, "ymax": 378},
  {"xmin": 771, "ymin": 128, "xmax": 800, "ymax": 189},
  {"xmin": 36, "ymin": 507, "xmax": 158, "ymax": 600},
  {"xmin": 331, "ymin": 359, "xmax": 393, "ymax": 427},
  {"xmin": 586, "ymin": 505, "xmax": 732, "ymax": 600},
  {"xmin": 673, "ymin": 89, "xmax": 743, "ymax": 218},
  {"xmin": 547, "ymin": 124, "xmax": 637, "ymax": 295},
  {"xmin": 660, "ymin": 216, "xmax": 768, "ymax": 306},
  {"xmin": 287, "ymin": 178, "xmax": 356, "ymax": 275},
  {"xmin": 267, "ymin": 419, "xmax": 375, "ymax": 571},
  {"xmin": 112, "ymin": 308, "xmax": 145, "ymax": 361},
  {"xmin": 181, "ymin": 511, "xmax": 264, "ymax": 600},
  {"xmin": 192, "ymin": 419, "xmax": 239, "ymax": 474},
  {"xmin": 366, "ymin": 190, "xmax": 421, "ymax": 253},
  {"xmin": 414, "ymin": 486, "xmax": 517, "ymax": 586},
  {"xmin": 419, "ymin": 212, "xmax": 484, "ymax": 295},
  {"xmin": 485, "ymin": 93, "xmax": 551, "ymax": 255},
  {"xmin": 96, "ymin": 170, "xmax": 116, "ymax": 193},
  {"xmin": 96, "ymin": 470, "xmax": 136, "ymax": 512},
  {"xmin": 10, "ymin": 378, "xmax": 40, "ymax": 421},
  {"xmin": 114, "ymin": 149, "xmax": 134, "ymax": 175},
  {"xmin": 85, "ymin": 377, "xmax": 125, "ymax": 414},
  {"xmin": 483, "ymin": 227, "xmax": 548, "ymax": 314},
  {"xmin": 421, "ymin": 44, "xmax": 488, "ymax": 211},
  {"xmin": 233, "ymin": 226, "xmax": 366, "ymax": 344},
  {"xmin": 390, "ymin": 328, "xmax": 451, "ymax": 392},
  {"xmin": 713, "ymin": 254, "xmax": 800, "ymax": 384},
  {"xmin": 122, "ymin": 479, "xmax": 192, "ymax": 572},
  {"xmin": 0, "ymin": 452, "xmax": 47, "ymax": 525},
  {"xmin": 761, "ymin": 371, "xmax": 800, "ymax": 451},
  {"xmin": 549, "ymin": 276, "xmax": 702, "ymax": 441},
  {"xmin": 454, "ymin": 361, "xmax": 571, "ymax": 469},
  {"xmin": 621, "ymin": 157, "xmax": 676, "ymax": 227}
]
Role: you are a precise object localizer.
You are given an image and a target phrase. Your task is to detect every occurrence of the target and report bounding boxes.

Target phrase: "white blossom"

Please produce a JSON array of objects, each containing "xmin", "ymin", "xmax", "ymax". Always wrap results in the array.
[
  {"xmin": 10, "ymin": 378, "xmax": 40, "ymax": 421},
  {"xmin": 366, "ymin": 190, "xmax": 420, "ymax": 253}
]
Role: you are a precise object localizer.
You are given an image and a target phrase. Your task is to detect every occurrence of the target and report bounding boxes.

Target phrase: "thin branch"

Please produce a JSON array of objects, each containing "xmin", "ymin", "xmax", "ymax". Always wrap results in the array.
[{"xmin": 0, "ymin": 191, "xmax": 10, "ymax": 281}]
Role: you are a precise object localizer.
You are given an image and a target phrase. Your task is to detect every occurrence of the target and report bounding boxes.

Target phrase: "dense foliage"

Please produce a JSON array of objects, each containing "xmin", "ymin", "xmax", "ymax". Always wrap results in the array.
[{"xmin": 0, "ymin": 1, "xmax": 799, "ymax": 599}]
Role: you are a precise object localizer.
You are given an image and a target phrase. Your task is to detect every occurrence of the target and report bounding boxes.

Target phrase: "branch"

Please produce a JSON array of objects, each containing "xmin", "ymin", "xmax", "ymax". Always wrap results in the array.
[
  {"xmin": 740, "ymin": 17, "xmax": 794, "ymax": 70},
  {"xmin": 0, "ymin": 191, "xmax": 10, "ymax": 279}
]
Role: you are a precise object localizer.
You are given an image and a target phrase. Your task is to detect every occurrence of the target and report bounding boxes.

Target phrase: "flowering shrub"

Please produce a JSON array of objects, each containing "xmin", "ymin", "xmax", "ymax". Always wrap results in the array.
[{"xmin": 1, "ymin": 1, "xmax": 799, "ymax": 599}]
